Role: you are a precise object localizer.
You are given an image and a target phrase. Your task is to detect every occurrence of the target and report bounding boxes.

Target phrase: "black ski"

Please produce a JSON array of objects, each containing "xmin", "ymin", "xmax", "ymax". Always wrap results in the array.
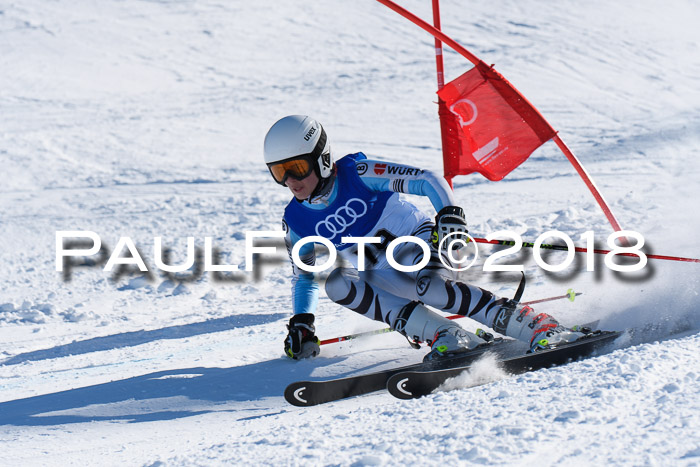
[
  {"xmin": 386, "ymin": 330, "xmax": 622, "ymax": 400},
  {"xmin": 284, "ymin": 338, "xmax": 526, "ymax": 407}
]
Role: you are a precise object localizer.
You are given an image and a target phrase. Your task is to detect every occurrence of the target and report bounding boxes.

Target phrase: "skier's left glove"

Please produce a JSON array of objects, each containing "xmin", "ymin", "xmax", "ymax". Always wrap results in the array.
[
  {"xmin": 284, "ymin": 313, "xmax": 321, "ymax": 360},
  {"xmin": 431, "ymin": 205, "xmax": 468, "ymax": 250}
]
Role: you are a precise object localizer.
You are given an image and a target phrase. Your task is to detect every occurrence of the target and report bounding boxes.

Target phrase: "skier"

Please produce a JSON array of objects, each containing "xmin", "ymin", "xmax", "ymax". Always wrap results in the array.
[{"xmin": 264, "ymin": 115, "xmax": 588, "ymax": 360}]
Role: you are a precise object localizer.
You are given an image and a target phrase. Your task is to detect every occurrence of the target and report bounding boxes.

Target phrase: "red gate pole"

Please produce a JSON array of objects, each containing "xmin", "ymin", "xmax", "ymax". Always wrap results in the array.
[
  {"xmin": 552, "ymin": 135, "xmax": 624, "ymax": 233},
  {"xmin": 431, "ymin": 0, "xmax": 456, "ymax": 188},
  {"xmin": 432, "ymin": 0, "xmax": 445, "ymax": 90},
  {"xmin": 375, "ymin": 0, "xmax": 480, "ymax": 65},
  {"xmin": 472, "ymin": 237, "xmax": 700, "ymax": 263}
]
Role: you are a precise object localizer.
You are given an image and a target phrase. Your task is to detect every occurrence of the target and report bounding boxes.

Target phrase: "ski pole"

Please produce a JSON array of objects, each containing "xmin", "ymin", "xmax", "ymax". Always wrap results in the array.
[
  {"xmin": 319, "ymin": 289, "xmax": 580, "ymax": 346},
  {"xmin": 472, "ymin": 237, "xmax": 700, "ymax": 264}
]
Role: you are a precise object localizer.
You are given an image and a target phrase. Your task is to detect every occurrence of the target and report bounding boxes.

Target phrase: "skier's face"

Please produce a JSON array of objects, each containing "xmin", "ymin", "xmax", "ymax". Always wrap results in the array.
[{"xmin": 286, "ymin": 170, "xmax": 319, "ymax": 200}]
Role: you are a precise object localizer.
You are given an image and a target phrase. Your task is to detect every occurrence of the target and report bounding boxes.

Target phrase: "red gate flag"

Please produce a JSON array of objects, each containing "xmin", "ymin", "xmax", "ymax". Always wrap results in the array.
[
  {"xmin": 376, "ymin": 0, "xmax": 625, "ymax": 233},
  {"xmin": 438, "ymin": 61, "xmax": 557, "ymax": 181}
]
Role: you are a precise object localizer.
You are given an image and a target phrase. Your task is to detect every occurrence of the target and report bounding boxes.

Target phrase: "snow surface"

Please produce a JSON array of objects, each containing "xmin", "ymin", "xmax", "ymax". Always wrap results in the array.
[{"xmin": 1, "ymin": 0, "xmax": 699, "ymax": 465}]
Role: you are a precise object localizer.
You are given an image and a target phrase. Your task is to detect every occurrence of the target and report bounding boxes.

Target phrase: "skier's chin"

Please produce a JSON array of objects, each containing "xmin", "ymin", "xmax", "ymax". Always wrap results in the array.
[
  {"xmin": 292, "ymin": 189, "xmax": 308, "ymax": 200},
  {"xmin": 289, "ymin": 185, "xmax": 311, "ymax": 199}
]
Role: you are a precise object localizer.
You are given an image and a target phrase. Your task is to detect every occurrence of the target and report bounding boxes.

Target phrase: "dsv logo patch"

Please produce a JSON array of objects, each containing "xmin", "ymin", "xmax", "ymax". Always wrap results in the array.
[{"xmin": 315, "ymin": 198, "xmax": 368, "ymax": 240}]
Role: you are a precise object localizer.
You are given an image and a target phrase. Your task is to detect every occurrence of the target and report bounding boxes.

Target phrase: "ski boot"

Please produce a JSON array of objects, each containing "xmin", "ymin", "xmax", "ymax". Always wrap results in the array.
[
  {"xmin": 491, "ymin": 302, "xmax": 590, "ymax": 352},
  {"xmin": 529, "ymin": 324, "xmax": 593, "ymax": 351},
  {"xmin": 424, "ymin": 326, "xmax": 484, "ymax": 361},
  {"xmin": 284, "ymin": 313, "xmax": 320, "ymax": 360},
  {"xmin": 392, "ymin": 301, "xmax": 483, "ymax": 361}
]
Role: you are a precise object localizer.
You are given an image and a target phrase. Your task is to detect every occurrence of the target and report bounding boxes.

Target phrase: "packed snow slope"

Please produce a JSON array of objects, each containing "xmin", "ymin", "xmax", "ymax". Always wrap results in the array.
[{"xmin": 1, "ymin": 0, "xmax": 699, "ymax": 465}]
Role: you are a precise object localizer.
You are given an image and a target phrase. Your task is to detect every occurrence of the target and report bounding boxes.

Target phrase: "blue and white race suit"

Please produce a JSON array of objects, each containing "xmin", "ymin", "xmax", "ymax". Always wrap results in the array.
[{"xmin": 282, "ymin": 153, "xmax": 508, "ymax": 333}]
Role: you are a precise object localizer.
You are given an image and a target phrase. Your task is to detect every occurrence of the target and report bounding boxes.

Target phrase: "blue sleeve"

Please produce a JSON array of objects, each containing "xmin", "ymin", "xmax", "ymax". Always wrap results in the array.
[
  {"xmin": 284, "ymin": 221, "xmax": 319, "ymax": 315},
  {"xmin": 356, "ymin": 158, "xmax": 456, "ymax": 212}
]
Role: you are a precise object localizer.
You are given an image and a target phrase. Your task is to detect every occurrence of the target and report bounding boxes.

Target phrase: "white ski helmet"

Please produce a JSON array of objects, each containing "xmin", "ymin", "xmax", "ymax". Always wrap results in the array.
[{"xmin": 264, "ymin": 115, "xmax": 332, "ymax": 186}]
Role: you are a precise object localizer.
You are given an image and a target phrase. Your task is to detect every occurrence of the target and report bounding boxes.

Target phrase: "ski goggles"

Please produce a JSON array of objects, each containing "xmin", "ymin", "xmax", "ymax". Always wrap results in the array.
[
  {"xmin": 267, "ymin": 128, "xmax": 328, "ymax": 185},
  {"xmin": 267, "ymin": 155, "xmax": 317, "ymax": 185}
]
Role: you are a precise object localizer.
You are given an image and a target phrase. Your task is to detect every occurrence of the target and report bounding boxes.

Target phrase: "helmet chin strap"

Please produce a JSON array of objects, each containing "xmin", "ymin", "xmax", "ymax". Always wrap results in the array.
[{"xmin": 309, "ymin": 165, "xmax": 336, "ymax": 199}]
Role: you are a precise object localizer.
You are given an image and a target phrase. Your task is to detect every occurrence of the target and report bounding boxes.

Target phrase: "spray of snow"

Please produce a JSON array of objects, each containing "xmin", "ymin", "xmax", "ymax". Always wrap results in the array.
[
  {"xmin": 595, "ymin": 264, "xmax": 700, "ymax": 345},
  {"xmin": 435, "ymin": 353, "xmax": 508, "ymax": 394}
]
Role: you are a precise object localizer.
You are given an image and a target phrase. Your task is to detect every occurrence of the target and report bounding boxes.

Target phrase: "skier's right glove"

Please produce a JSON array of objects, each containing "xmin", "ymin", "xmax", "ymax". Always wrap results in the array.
[
  {"xmin": 284, "ymin": 313, "xmax": 321, "ymax": 360},
  {"xmin": 431, "ymin": 205, "xmax": 468, "ymax": 251}
]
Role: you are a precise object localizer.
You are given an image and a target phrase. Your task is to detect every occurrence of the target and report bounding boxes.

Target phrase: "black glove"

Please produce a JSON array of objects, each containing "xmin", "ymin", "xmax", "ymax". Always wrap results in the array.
[
  {"xmin": 430, "ymin": 206, "xmax": 468, "ymax": 250},
  {"xmin": 284, "ymin": 313, "xmax": 320, "ymax": 360}
]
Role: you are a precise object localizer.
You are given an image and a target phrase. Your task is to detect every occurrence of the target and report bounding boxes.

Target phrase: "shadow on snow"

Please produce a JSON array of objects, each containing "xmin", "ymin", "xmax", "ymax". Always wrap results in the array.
[
  {"xmin": 0, "ymin": 355, "xmax": 355, "ymax": 427},
  {"xmin": 1, "ymin": 313, "xmax": 287, "ymax": 366},
  {"xmin": 0, "ymin": 312, "xmax": 414, "ymax": 427}
]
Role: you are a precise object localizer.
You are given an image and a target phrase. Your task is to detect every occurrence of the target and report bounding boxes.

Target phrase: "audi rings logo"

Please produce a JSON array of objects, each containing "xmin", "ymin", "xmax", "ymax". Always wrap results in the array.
[{"xmin": 315, "ymin": 198, "xmax": 368, "ymax": 239}]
